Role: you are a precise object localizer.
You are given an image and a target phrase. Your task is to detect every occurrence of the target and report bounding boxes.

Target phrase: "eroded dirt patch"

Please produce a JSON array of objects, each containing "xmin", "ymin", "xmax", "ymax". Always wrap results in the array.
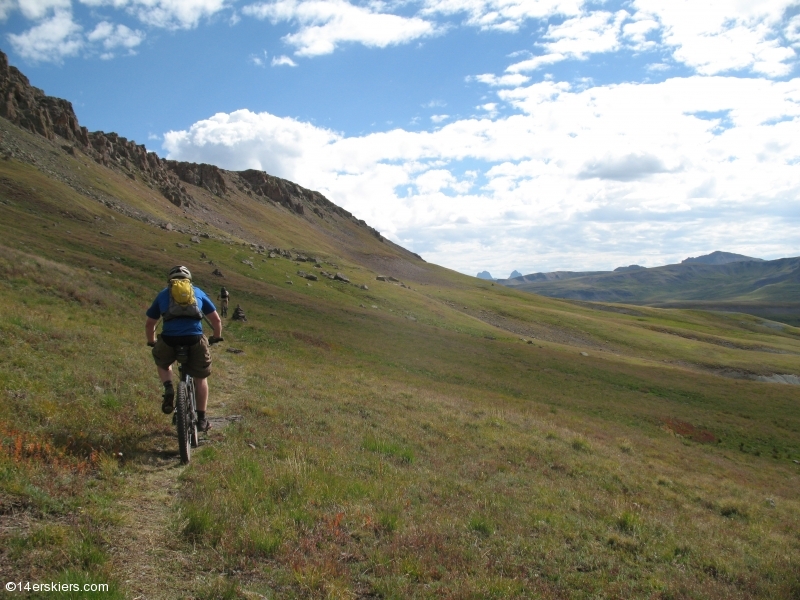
[{"xmin": 663, "ymin": 418, "xmax": 717, "ymax": 444}]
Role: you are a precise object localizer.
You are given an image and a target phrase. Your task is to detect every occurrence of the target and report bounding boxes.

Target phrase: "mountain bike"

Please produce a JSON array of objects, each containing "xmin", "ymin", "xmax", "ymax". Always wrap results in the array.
[{"xmin": 173, "ymin": 344, "xmax": 198, "ymax": 464}]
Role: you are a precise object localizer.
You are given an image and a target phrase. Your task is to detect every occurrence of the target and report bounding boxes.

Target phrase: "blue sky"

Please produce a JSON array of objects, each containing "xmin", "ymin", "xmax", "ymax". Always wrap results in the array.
[{"xmin": 3, "ymin": 0, "xmax": 800, "ymax": 277}]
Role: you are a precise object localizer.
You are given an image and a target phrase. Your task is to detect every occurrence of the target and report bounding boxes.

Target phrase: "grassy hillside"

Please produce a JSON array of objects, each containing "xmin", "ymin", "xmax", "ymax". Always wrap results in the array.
[
  {"xmin": 504, "ymin": 260, "xmax": 800, "ymax": 326},
  {"xmin": 0, "ymin": 117, "xmax": 799, "ymax": 599}
]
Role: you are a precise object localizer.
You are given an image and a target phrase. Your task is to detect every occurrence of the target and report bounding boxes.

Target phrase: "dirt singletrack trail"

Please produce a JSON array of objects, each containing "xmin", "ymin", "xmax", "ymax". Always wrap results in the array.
[{"xmin": 108, "ymin": 350, "xmax": 245, "ymax": 599}]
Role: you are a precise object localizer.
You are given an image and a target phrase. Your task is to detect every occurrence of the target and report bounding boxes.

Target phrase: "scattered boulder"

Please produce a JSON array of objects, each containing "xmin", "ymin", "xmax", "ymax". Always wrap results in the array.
[
  {"xmin": 241, "ymin": 259, "xmax": 254, "ymax": 268},
  {"xmin": 376, "ymin": 276, "xmax": 387, "ymax": 281},
  {"xmin": 212, "ymin": 269, "xmax": 224, "ymax": 277},
  {"xmin": 231, "ymin": 305, "xmax": 247, "ymax": 321},
  {"xmin": 176, "ymin": 242, "xmax": 188, "ymax": 248},
  {"xmin": 305, "ymin": 274, "xmax": 318, "ymax": 281},
  {"xmin": 191, "ymin": 236, "xmax": 200, "ymax": 243},
  {"xmin": 226, "ymin": 348, "xmax": 244, "ymax": 354},
  {"xmin": 334, "ymin": 272, "xmax": 350, "ymax": 283},
  {"xmin": 164, "ymin": 223, "xmax": 174, "ymax": 231},
  {"xmin": 268, "ymin": 252, "xmax": 277, "ymax": 258},
  {"xmin": 360, "ymin": 284, "xmax": 368, "ymax": 290},
  {"xmin": 580, "ymin": 352, "xmax": 589, "ymax": 356},
  {"xmin": 388, "ymin": 276, "xmax": 400, "ymax": 282}
]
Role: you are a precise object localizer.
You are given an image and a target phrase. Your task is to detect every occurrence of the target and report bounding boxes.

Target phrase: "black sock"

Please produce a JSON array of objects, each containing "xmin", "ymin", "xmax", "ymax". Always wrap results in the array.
[
  {"xmin": 163, "ymin": 381, "xmax": 173, "ymax": 394},
  {"xmin": 197, "ymin": 410, "xmax": 205, "ymax": 421}
]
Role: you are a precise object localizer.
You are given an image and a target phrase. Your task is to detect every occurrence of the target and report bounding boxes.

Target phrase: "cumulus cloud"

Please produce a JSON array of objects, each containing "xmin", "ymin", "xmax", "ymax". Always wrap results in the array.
[
  {"xmin": 87, "ymin": 20, "xmax": 144, "ymax": 53},
  {"xmin": 472, "ymin": 72, "xmax": 530, "ymax": 86},
  {"xmin": 421, "ymin": 0, "xmax": 583, "ymax": 32},
  {"xmin": 249, "ymin": 50, "xmax": 268, "ymax": 66},
  {"xmin": 271, "ymin": 54, "xmax": 297, "ymax": 66},
  {"xmin": 8, "ymin": 9, "xmax": 83, "ymax": 62},
  {"xmin": 242, "ymin": 0, "xmax": 438, "ymax": 56},
  {"xmin": 10, "ymin": 0, "xmax": 70, "ymax": 20},
  {"xmin": 631, "ymin": 0, "xmax": 798, "ymax": 77},
  {"xmin": 163, "ymin": 73, "xmax": 800, "ymax": 273},
  {"xmin": 506, "ymin": 9, "xmax": 628, "ymax": 72},
  {"xmin": 578, "ymin": 153, "xmax": 672, "ymax": 181},
  {"xmin": 79, "ymin": 0, "xmax": 229, "ymax": 29}
]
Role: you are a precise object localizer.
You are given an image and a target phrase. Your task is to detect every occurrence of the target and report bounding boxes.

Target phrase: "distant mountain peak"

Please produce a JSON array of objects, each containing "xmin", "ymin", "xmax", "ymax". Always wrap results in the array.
[
  {"xmin": 614, "ymin": 265, "xmax": 645, "ymax": 272},
  {"xmin": 509, "ymin": 270, "xmax": 522, "ymax": 279},
  {"xmin": 682, "ymin": 251, "xmax": 762, "ymax": 265},
  {"xmin": 477, "ymin": 271, "xmax": 494, "ymax": 280}
]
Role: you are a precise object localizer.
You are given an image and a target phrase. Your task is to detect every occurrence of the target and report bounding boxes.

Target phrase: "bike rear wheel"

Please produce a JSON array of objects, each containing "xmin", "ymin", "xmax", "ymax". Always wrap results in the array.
[
  {"xmin": 188, "ymin": 379, "xmax": 199, "ymax": 448},
  {"xmin": 176, "ymin": 381, "xmax": 192, "ymax": 464}
]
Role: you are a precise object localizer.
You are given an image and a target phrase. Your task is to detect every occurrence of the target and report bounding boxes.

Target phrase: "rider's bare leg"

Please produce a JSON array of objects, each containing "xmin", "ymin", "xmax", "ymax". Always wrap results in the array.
[
  {"xmin": 195, "ymin": 377, "xmax": 208, "ymax": 412},
  {"xmin": 157, "ymin": 365, "xmax": 173, "ymax": 384}
]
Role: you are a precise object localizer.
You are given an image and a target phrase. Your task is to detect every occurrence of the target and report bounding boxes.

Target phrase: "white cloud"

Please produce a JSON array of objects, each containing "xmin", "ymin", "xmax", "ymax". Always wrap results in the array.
[
  {"xmin": 632, "ymin": 0, "xmax": 798, "ymax": 77},
  {"xmin": 472, "ymin": 72, "xmax": 530, "ymax": 86},
  {"xmin": 479, "ymin": 102, "xmax": 498, "ymax": 117},
  {"xmin": 79, "ymin": 0, "xmax": 229, "ymax": 29},
  {"xmin": 8, "ymin": 9, "xmax": 83, "ymax": 62},
  {"xmin": 421, "ymin": 0, "xmax": 583, "ymax": 32},
  {"xmin": 787, "ymin": 14, "xmax": 800, "ymax": 45},
  {"xmin": 622, "ymin": 16, "xmax": 659, "ymax": 50},
  {"xmin": 0, "ymin": 0, "xmax": 15, "ymax": 20},
  {"xmin": 271, "ymin": 54, "xmax": 297, "ymax": 66},
  {"xmin": 505, "ymin": 10, "xmax": 628, "ymax": 72},
  {"xmin": 249, "ymin": 50, "xmax": 268, "ymax": 66},
  {"xmin": 431, "ymin": 114, "xmax": 449, "ymax": 123},
  {"xmin": 87, "ymin": 20, "xmax": 144, "ymax": 52},
  {"xmin": 12, "ymin": 0, "xmax": 70, "ymax": 20},
  {"xmin": 242, "ymin": 0, "xmax": 438, "ymax": 56},
  {"xmin": 163, "ymin": 73, "xmax": 800, "ymax": 273}
]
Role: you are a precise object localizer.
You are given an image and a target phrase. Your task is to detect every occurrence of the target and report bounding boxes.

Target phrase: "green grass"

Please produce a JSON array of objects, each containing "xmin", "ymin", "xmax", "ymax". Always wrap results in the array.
[{"xmin": 0, "ymin": 125, "xmax": 798, "ymax": 598}]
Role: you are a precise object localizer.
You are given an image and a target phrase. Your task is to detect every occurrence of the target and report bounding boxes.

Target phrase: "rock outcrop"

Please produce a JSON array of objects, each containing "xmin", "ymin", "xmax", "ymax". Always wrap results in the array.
[{"xmin": 0, "ymin": 51, "xmax": 89, "ymax": 146}]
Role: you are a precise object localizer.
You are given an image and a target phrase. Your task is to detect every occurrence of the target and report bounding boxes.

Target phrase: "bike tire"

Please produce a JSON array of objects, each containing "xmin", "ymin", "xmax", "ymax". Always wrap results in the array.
[
  {"xmin": 176, "ymin": 381, "xmax": 192, "ymax": 464},
  {"xmin": 189, "ymin": 379, "xmax": 199, "ymax": 448}
]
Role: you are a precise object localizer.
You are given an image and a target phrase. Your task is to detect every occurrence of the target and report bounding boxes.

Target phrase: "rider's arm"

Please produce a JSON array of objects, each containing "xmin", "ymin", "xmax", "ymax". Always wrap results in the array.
[
  {"xmin": 206, "ymin": 311, "xmax": 222, "ymax": 339},
  {"xmin": 145, "ymin": 317, "xmax": 159, "ymax": 345}
]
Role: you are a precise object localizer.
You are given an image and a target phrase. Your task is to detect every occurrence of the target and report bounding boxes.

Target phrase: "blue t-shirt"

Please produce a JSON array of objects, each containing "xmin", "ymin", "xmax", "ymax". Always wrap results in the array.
[{"xmin": 146, "ymin": 286, "xmax": 217, "ymax": 336}]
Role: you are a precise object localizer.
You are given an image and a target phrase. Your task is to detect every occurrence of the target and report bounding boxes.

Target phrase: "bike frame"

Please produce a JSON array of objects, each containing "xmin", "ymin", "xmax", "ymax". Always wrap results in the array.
[{"xmin": 174, "ymin": 345, "xmax": 199, "ymax": 463}]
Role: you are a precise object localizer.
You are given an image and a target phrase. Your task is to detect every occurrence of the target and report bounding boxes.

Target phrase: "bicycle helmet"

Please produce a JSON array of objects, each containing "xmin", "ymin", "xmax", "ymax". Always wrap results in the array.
[{"xmin": 168, "ymin": 265, "xmax": 192, "ymax": 280}]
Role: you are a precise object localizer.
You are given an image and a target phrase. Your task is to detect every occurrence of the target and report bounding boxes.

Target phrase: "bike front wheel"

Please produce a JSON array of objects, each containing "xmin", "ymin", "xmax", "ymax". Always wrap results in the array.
[{"xmin": 176, "ymin": 381, "xmax": 192, "ymax": 464}]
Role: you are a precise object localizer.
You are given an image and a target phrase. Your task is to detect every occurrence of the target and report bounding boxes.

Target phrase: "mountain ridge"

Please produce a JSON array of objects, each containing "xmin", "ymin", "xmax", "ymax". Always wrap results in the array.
[
  {"xmin": 499, "ymin": 255, "xmax": 800, "ymax": 325},
  {"xmin": 0, "ymin": 49, "xmax": 408, "ymax": 258}
]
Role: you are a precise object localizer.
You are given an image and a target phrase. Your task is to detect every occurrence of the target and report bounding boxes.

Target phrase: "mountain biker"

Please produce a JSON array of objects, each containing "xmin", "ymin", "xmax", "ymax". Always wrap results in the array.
[
  {"xmin": 145, "ymin": 266, "xmax": 222, "ymax": 432},
  {"xmin": 218, "ymin": 286, "xmax": 230, "ymax": 318}
]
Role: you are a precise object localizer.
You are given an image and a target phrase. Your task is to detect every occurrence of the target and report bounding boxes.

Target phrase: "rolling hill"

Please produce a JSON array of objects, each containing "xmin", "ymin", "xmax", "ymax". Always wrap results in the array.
[
  {"xmin": 500, "ymin": 256, "xmax": 800, "ymax": 326},
  {"xmin": 1, "ymin": 50, "xmax": 799, "ymax": 599}
]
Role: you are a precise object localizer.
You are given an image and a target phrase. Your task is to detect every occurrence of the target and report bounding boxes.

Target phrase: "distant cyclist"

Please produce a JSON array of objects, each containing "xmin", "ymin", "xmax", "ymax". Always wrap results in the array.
[
  {"xmin": 145, "ymin": 266, "xmax": 222, "ymax": 432},
  {"xmin": 218, "ymin": 286, "xmax": 230, "ymax": 318}
]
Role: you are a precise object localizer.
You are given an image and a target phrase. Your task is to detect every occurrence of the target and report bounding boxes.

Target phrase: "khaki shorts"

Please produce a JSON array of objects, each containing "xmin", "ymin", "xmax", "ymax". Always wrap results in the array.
[{"xmin": 152, "ymin": 335, "xmax": 212, "ymax": 379}]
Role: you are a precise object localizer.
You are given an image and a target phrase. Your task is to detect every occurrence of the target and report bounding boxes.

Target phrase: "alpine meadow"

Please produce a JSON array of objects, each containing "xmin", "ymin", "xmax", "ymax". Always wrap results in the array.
[{"xmin": 0, "ymin": 50, "xmax": 799, "ymax": 600}]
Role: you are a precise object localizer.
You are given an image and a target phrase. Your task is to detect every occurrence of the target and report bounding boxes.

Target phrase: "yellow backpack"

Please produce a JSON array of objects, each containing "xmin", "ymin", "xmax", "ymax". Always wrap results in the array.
[{"xmin": 164, "ymin": 278, "xmax": 203, "ymax": 321}]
